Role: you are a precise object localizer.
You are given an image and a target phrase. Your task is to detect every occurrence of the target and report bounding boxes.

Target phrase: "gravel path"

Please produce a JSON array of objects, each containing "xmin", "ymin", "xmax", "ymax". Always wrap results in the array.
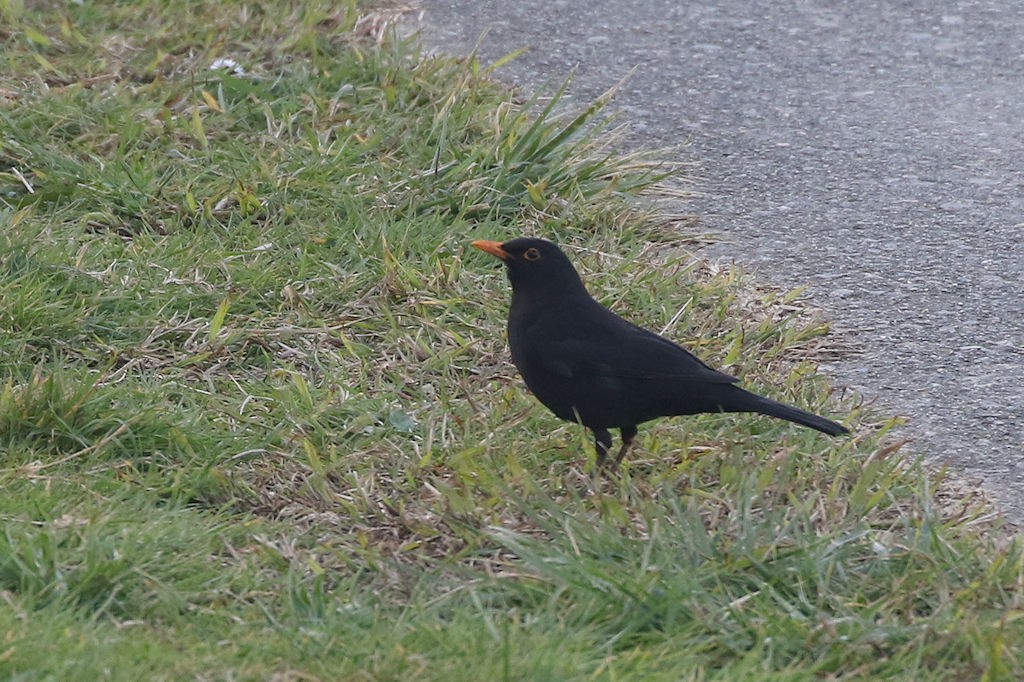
[{"xmin": 418, "ymin": 1, "xmax": 1024, "ymax": 517}]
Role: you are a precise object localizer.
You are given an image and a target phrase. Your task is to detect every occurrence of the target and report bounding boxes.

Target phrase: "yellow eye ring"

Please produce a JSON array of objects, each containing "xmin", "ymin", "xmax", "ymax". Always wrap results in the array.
[{"xmin": 524, "ymin": 247, "xmax": 541, "ymax": 261}]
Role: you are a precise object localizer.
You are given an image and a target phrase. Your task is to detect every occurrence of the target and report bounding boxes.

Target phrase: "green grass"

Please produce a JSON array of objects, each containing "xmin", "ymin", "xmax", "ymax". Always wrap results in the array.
[{"xmin": 1, "ymin": 1, "xmax": 1021, "ymax": 679}]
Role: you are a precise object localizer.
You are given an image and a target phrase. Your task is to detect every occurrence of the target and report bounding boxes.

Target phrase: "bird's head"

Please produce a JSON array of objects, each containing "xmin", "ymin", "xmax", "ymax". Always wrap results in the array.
[{"xmin": 471, "ymin": 237, "xmax": 586, "ymax": 297}]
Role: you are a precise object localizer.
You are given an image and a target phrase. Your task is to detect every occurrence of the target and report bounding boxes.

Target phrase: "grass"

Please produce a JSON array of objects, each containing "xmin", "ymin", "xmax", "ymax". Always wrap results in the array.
[{"xmin": 1, "ymin": 1, "xmax": 1022, "ymax": 679}]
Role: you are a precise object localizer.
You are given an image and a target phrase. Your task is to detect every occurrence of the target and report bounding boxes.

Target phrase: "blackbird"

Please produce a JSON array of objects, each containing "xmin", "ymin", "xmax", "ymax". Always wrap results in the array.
[{"xmin": 472, "ymin": 237, "xmax": 849, "ymax": 469}]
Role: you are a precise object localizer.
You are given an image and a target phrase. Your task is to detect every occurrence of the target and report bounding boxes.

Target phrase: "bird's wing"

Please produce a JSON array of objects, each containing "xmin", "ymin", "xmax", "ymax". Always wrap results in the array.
[{"xmin": 534, "ymin": 309, "xmax": 738, "ymax": 385}]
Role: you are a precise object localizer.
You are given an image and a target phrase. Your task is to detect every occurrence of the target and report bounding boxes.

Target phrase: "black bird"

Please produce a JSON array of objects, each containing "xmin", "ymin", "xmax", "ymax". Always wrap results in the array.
[{"xmin": 472, "ymin": 237, "xmax": 849, "ymax": 469}]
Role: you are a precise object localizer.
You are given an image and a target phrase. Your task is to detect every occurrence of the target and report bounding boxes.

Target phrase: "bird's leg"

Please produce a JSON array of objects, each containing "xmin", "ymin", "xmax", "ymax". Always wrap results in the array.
[
  {"xmin": 613, "ymin": 425, "xmax": 638, "ymax": 467},
  {"xmin": 592, "ymin": 428, "xmax": 613, "ymax": 470}
]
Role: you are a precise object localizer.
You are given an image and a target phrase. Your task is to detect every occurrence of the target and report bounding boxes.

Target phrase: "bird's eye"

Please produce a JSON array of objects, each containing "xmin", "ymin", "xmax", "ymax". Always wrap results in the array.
[{"xmin": 523, "ymin": 247, "xmax": 542, "ymax": 261}]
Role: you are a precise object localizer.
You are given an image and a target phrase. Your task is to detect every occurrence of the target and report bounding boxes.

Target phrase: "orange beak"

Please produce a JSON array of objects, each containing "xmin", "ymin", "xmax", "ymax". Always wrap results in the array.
[{"xmin": 471, "ymin": 240, "xmax": 510, "ymax": 261}]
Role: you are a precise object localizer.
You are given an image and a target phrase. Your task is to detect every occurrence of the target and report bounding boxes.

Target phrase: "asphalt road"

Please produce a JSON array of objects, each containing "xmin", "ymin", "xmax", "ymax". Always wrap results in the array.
[{"xmin": 418, "ymin": 1, "xmax": 1024, "ymax": 517}]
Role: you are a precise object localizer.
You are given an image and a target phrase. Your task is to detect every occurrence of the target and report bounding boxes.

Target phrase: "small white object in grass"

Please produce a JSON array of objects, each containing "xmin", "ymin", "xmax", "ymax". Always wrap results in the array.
[
  {"xmin": 209, "ymin": 58, "xmax": 245, "ymax": 75},
  {"xmin": 12, "ymin": 167, "xmax": 34, "ymax": 193},
  {"xmin": 253, "ymin": 243, "xmax": 274, "ymax": 252}
]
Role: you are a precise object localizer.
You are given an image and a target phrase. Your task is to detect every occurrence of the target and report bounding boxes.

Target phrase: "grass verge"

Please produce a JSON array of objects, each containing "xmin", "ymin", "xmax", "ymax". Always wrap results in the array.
[{"xmin": 1, "ymin": 1, "xmax": 1021, "ymax": 679}]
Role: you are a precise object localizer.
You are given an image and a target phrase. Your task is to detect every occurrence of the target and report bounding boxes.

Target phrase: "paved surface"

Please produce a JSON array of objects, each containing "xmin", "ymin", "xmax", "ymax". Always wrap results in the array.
[{"xmin": 418, "ymin": 1, "xmax": 1024, "ymax": 517}]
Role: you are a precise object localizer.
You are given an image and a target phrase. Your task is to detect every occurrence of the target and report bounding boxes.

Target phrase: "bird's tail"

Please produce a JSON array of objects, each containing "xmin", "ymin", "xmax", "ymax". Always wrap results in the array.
[{"xmin": 736, "ymin": 392, "xmax": 849, "ymax": 436}]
